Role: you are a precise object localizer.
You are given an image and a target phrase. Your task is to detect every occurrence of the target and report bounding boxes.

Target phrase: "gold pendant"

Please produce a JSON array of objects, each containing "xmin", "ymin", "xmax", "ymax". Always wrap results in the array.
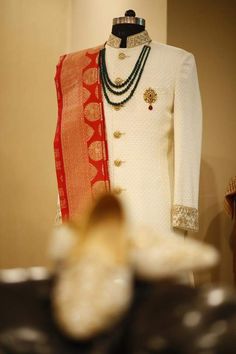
[
  {"xmin": 143, "ymin": 88, "xmax": 157, "ymax": 110},
  {"xmin": 113, "ymin": 104, "xmax": 123, "ymax": 111},
  {"xmin": 114, "ymin": 77, "xmax": 123, "ymax": 86}
]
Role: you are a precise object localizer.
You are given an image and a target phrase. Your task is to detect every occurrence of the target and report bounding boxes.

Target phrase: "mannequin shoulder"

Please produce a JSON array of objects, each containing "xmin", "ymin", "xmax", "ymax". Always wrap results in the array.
[
  {"xmin": 150, "ymin": 41, "xmax": 195, "ymax": 63},
  {"xmin": 60, "ymin": 44, "xmax": 103, "ymax": 59},
  {"xmin": 56, "ymin": 45, "xmax": 103, "ymax": 68}
]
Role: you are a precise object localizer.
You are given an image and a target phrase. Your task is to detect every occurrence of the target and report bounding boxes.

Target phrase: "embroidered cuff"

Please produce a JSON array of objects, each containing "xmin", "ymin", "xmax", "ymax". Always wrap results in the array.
[{"xmin": 172, "ymin": 205, "xmax": 199, "ymax": 232}]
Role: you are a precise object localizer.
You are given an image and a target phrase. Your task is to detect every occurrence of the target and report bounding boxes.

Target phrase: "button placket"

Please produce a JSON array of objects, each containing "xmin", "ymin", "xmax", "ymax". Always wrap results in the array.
[
  {"xmin": 106, "ymin": 47, "xmax": 137, "ymax": 196},
  {"xmin": 112, "ymin": 113, "xmax": 126, "ymax": 195}
]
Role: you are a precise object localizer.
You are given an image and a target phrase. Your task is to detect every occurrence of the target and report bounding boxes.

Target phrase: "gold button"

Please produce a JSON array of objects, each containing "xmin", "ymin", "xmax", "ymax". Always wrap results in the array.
[
  {"xmin": 113, "ymin": 187, "xmax": 124, "ymax": 195},
  {"xmin": 113, "ymin": 131, "xmax": 123, "ymax": 139},
  {"xmin": 118, "ymin": 52, "xmax": 126, "ymax": 60},
  {"xmin": 114, "ymin": 77, "xmax": 123, "ymax": 85},
  {"xmin": 114, "ymin": 159, "xmax": 123, "ymax": 167}
]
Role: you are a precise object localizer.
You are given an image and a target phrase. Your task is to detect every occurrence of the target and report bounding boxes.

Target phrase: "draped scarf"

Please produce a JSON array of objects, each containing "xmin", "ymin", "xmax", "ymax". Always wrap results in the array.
[{"xmin": 54, "ymin": 46, "xmax": 110, "ymax": 221}]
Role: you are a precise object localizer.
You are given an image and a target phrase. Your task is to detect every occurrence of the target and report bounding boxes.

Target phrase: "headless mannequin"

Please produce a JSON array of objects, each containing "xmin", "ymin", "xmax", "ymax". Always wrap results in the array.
[{"xmin": 111, "ymin": 10, "xmax": 145, "ymax": 48}]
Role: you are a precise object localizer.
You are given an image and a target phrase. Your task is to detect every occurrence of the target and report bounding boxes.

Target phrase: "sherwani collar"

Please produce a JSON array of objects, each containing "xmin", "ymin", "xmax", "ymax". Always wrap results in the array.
[{"xmin": 106, "ymin": 30, "xmax": 151, "ymax": 48}]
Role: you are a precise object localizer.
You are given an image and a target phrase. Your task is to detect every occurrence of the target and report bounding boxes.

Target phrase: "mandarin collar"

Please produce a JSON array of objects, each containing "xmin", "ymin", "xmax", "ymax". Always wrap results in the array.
[{"xmin": 106, "ymin": 30, "xmax": 151, "ymax": 48}]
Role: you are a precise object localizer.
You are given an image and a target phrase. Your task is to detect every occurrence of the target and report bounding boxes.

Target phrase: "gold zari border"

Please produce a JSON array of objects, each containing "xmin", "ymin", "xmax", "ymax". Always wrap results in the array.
[
  {"xmin": 106, "ymin": 30, "xmax": 151, "ymax": 48},
  {"xmin": 172, "ymin": 205, "xmax": 199, "ymax": 232}
]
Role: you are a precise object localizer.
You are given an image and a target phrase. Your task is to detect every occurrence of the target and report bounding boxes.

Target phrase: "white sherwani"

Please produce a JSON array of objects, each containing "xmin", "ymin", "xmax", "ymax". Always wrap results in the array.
[
  {"xmin": 56, "ymin": 31, "xmax": 202, "ymax": 237},
  {"xmin": 103, "ymin": 31, "xmax": 202, "ymax": 236}
]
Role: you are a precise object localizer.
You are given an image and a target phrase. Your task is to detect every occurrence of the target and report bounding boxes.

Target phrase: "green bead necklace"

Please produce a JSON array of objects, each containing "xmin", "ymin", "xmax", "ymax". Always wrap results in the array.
[{"xmin": 99, "ymin": 43, "xmax": 151, "ymax": 109}]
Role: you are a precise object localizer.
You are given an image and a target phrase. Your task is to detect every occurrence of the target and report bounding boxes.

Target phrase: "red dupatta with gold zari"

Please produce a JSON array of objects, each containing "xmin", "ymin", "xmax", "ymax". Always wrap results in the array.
[{"xmin": 54, "ymin": 46, "xmax": 110, "ymax": 221}]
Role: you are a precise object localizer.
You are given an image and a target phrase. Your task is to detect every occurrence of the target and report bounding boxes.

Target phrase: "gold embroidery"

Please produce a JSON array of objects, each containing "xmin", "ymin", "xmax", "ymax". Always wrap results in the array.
[
  {"xmin": 95, "ymin": 86, "xmax": 99, "ymax": 99},
  {"xmin": 92, "ymin": 181, "xmax": 109, "ymax": 198},
  {"xmin": 89, "ymin": 163, "xmax": 98, "ymax": 180},
  {"xmin": 82, "ymin": 87, "xmax": 91, "ymax": 103},
  {"xmin": 106, "ymin": 34, "xmax": 121, "ymax": 48},
  {"xmin": 127, "ymin": 30, "xmax": 151, "ymax": 48},
  {"xmin": 106, "ymin": 30, "xmax": 151, "ymax": 48},
  {"xmin": 172, "ymin": 205, "xmax": 199, "ymax": 232},
  {"xmin": 85, "ymin": 124, "xmax": 94, "ymax": 141},
  {"xmin": 98, "ymin": 123, "xmax": 102, "ymax": 136},
  {"xmin": 84, "ymin": 102, "xmax": 101, "ymax": 121},
  {"xmin": 83, "ymin": 67, "xmax": 98, "ymax": 85},
  {"xmin": 88, "ymin": 141, "xmax": 103, "ymax": 161}
]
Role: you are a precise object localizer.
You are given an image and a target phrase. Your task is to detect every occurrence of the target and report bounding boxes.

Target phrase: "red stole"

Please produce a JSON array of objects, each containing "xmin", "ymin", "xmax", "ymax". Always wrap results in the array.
[{"xmin": 54, "ymin": 46, "xmax": 110, "ymax": 221}]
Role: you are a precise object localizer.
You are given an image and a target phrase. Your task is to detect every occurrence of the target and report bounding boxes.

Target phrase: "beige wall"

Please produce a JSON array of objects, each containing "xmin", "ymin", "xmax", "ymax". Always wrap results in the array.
[
  {"xmin": 0, "ymin": 0, "xmax": 70, "ymax": 268},
  {"xmin": 168, "ymin": 0, "xmax": 236, "ymax": 284},
  {"xmin": 70, "ymin": 0, "xmax": 167, "ymax": 51},
  {"xmin": 0, "ymin": 1, "xmax": 167, "ymax": 268}
]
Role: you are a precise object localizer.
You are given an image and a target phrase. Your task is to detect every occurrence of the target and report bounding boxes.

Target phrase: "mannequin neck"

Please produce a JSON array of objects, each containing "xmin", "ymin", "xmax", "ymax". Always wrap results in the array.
[{"xmin": 111, "ymin": 24, "xmax": 145, "ymax": 48}]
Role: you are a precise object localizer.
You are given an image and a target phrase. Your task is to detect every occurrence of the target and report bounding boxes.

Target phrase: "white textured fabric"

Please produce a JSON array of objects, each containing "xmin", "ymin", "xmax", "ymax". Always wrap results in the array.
[{"xmin": 103, "ymin": 41, "xmax": 202, "ymax": 236}]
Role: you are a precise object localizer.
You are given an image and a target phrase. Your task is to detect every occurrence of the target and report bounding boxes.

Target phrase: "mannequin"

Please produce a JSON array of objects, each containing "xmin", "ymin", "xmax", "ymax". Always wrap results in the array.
[
  {"xmin": 111, "ymin": 10, "xmax": 145, "ymax": 48},
  {"xmin": 54, "ymin": 10, "xmax": 202, "ymax": 242}
]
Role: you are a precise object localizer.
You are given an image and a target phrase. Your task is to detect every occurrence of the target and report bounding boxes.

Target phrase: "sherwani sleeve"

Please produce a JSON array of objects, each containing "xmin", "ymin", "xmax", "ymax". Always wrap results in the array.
[{"xmin": 172, "ymin": 52, "xmax": 202, "ymax": 232}]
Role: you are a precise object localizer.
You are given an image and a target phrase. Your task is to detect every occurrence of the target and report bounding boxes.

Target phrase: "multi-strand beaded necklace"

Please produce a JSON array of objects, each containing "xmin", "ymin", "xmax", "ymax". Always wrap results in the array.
[{"xmin": 99, "ymin": 43, "xmax": 151, "ymax": 110}]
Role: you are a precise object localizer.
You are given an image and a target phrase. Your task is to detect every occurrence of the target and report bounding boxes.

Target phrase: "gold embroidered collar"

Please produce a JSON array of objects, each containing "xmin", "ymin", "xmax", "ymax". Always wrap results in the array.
[{"xmin": 106, "ymin": 30, "xmax": 151, "ymax": 48}]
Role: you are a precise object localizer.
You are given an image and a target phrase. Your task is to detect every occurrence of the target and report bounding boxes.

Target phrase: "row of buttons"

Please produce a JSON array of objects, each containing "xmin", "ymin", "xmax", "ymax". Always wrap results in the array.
[
  {"xmin": 112, "ymin": 53, "xmax": 130, "ymax": 194},
  {"xmin": 113, "ymin": 105, "xmax": 125, "ymax": 194}
]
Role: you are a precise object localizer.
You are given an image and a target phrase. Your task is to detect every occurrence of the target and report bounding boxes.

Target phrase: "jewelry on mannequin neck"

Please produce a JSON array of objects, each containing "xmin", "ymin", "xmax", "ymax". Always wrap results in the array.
[{"xmin": 99, "ymin": 43, "xmax": 151, "ymax": 110}]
